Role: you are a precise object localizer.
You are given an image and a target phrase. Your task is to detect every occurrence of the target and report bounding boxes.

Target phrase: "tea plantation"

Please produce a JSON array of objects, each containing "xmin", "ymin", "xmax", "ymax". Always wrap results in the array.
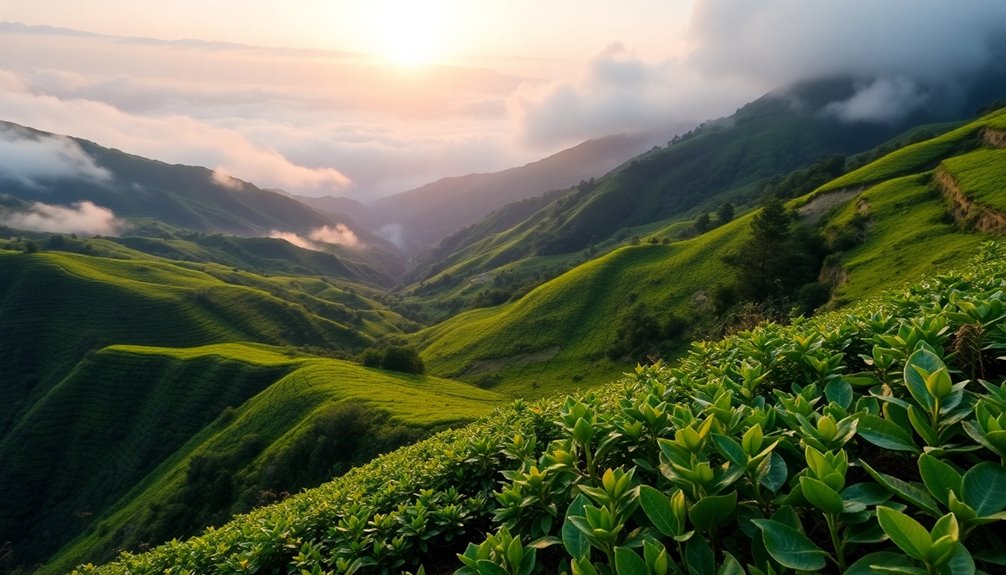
[{"xmin": 73, "ymin": 242, "xmax": 1006, "ymax": 575}]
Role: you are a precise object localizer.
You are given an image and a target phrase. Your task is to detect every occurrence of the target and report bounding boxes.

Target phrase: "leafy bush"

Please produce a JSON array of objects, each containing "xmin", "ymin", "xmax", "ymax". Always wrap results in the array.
[{"xmin": 78, "ymin": 243, "xmax": 1006, "ymax": 575}]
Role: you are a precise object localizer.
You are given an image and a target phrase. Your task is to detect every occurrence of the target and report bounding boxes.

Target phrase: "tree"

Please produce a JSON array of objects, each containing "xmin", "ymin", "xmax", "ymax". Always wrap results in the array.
[
  {"xmin": 727, "ymin": 197, "xmax": 824, "ymax": 303},
  {"xmin": 380, "ymin": 346, "xmax": 425, "ymax": 375},
  {"xmin": 694, "ymin": 213, "xmax": 711, "ymax": 234},
  {"xmin": 717, "ymin": 202, "xmax": 735, "ymax": 225}
]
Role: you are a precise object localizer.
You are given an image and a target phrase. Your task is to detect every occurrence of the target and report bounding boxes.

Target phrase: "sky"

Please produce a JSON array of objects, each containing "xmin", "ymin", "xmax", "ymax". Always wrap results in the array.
[{"xmin": 3, "ymin": 1, "xmax": 1006, "ymax": 200}]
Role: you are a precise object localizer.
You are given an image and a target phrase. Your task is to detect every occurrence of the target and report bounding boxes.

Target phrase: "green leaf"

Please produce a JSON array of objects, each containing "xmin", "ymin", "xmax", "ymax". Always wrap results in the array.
[
  {"xmin": 905, "ymin": 348, "xmax": 943, "ymax": 412},
  {"xmin": 751, "ymin": 519, "xmax": 827, "ymax": 571},
  {"xmin": 563, "ymin": 495, "xmax": 591, "ymax": 559},
  {"xmin": 712, "ymin": 434, "xmax": 747, "ymax": 467},
  {"xmin": 614, "ymin": 547, "xmax": 648, "ymax": 575},
  {"xmin": 475, "ymin": 560, "xmax": 509, "ymax": 575},
  {"xmin": 639, "ymin": 486, "xmax": 679, "ymax": 537},
  {"xmin": 861, "ymin": 460, "xmax": 941, "ymax": 516},
  {"xmin": 826, "ymin": 379, "xmax": 853, "ymax": 409},
  {"xmin": 858, "ymin": 414, "xmax": 919, "ymax": 453},
  {"xmin": 961, "ymin": 462, "xmax": 1006, "ymax": 516},
  {"xmin": 844, "ymin": 552, "xmax": 918, "ymax": 575},
  {"xmin": 800, "ymin": 476, "xmax": 845, "ymax": 514},
  {"xmin": 918, "ymin": 454, "xmax": 962, "ymax": 507},
  {"xmin": 876, "ymin": 506, "xmax": 931, "ymax": 561},
  {"xmin": 717, "ymin": 552, "xmax": 744, "ymax": 575},
  {"xmin": 688, "ymin": 492, "xmax": 737, "ymax": 531},
  {"xmin": 939, "ymin": 543, "xmax": 974, "ymax": 575},
  {"xmin": 685, "ymin": 537, "xmax": 714, "ymax": 575},
  {"xmin": 758, "ymin": 451, "xmax": 788, "ymax": 493}
]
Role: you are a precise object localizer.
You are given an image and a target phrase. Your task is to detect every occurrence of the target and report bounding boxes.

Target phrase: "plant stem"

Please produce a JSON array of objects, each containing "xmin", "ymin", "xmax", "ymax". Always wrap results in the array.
[{"xmin": 826, "ymin": 514, "xmax": 845, "ymax": 572}]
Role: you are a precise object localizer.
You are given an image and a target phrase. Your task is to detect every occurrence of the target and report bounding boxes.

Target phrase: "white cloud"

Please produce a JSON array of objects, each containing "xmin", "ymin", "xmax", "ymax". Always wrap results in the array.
[
  {"xmin": 210, "ymin": 169, "xmax": 245, "ymax": 190},
  {"xmin": 0, "ymin": 200, "xmax": 123, "ymax": 235},
  {"xmin": 824, "ymin": 77, "xmax": 929, "ymax": 123},
  {"xmin": 269, "ymin": 223, "xmax": 362, "ymax": 251},
  {"xmin": 309, "ymin": 223, "xmax": 359, "ymax": 247},
  {"xmin": 0, "ymin": 125, "xmax": 111, "ymax": 184}
]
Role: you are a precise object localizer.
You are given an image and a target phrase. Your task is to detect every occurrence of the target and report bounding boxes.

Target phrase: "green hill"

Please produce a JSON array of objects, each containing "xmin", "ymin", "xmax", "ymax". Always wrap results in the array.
[
  {"xmin": 0, "ymin": 343, "xmax": 502, "ymax": 572},
  {"xmin": 413, "ymin": 108, "xmax": 1006, "ymax": 396},
  {"xmin": 408, "ymin": 78, "xmax": 992, "ymax": 292},
  {"xmin": 71, "ymin": 241, "xmax": 1006, "ymax": 575}
]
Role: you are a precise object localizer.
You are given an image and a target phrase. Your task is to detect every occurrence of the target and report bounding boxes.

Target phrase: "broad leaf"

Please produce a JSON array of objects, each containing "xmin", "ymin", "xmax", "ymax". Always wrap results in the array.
[
  {"xmin": 639, "ymin": 486, "xmax": 679, "ymax": 537},
  {"xmin": 562, "ymin": 495, "xmax": 591, "ymax": 559},
  {"xmin": 800, "ymin": 476, "xmax": 844, "ymax": 514},
  {"xmin": 843, "ymin": 552, "xmax": 917, "ymax": 575},
  {"xmin": 758, "ymin": 451, "xmax": 788, "ymax": 493},
  {"xmin": 826, "ymin": 378, "xmax": 853, "ymax": 409},
  {"xmin": 689, "ymin": 492, "xmax": 737, "ymax": 531},
  {"xmin": 904, "ymin": 348, "xmax": 943, "ymax": 413},
  {"xmin": 876, "ymin": 506, "xmax": 930, "ymax": 561},
  {"xmin": 861, "ymin": 460, "xmax": 941, "ymax": 516},
  {"xmin": 685, "ymin": 537, "xmax": 714, "ymax": 575},
  {"xmin": 961, "ymin": 462, "xmax": 1006, "ymax": 516},
  {"xmin": 751, "ymin": 519, "xmax": 827, "ymax": 571},
  {"xmin": 614, "ymin": 547, "xmax": 647, "ymax": 575},
  {"xmin": 918, "ymin": 454, "xmax": 962, "ymax": 507},
  {"xmin": 858, "ymin": 414, "xmax": 919, "ymax": 453}
]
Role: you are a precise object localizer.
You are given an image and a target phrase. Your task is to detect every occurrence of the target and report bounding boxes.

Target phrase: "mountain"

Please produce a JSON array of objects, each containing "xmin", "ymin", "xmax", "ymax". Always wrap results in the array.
[
  {"xmin": 408, "ymin": 77, "xmax": 1006, "ymax": 291},
  {"xmin": 412, "ymin": 106, "xmax": 1006, "ymax": 395},
  {"xmin": 339, "ymin": 132, "xmax": 673, "ymax": 253}
]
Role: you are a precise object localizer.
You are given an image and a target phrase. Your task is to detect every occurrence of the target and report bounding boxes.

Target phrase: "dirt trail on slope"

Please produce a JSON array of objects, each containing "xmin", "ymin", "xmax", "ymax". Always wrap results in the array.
[
  {"xmin": 797, "ymin": 187, "xmax": 865, "ymax": 224},
  {"xmin": 981, "ymin": 128, "xmax": 1006, "ymax": 149}
]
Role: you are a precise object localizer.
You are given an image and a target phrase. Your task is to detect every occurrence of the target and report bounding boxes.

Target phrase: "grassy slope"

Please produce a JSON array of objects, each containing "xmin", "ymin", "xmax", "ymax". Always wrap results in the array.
[
  {"xmin": 19, "ymin": 343, "xmax": 501, "ymax": 573},
  {"xmin": 415, "ymin": 109, "xmax": 1006, "ymax": 397}
]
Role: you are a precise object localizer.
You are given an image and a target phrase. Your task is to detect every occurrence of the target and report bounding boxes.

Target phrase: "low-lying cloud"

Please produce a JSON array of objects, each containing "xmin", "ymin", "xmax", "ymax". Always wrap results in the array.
[
  {"xmin": 0, "ymin": 125, "xmax": 111, "ymax": 185},
  {"xmin": 824, "ymin": 77, "xmax": 930, "ymax": 123},
  {"xmin": 269, "ymin": 223, "xmax": 362, "ymax": 252},
  {"xmin": 0, "ymin": 200, "xmax": 123, "ymax": 235}
]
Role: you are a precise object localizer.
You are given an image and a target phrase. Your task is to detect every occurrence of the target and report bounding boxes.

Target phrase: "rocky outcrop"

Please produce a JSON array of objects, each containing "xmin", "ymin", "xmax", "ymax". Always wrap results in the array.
[{"xmin": 935, "ymin": 166, "xmax": 1006, "ymax": 235}]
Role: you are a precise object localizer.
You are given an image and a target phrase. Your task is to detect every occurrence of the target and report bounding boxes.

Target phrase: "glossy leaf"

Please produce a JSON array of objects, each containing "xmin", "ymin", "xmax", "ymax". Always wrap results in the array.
[{"xmin": 751, "ymin": 519, "xmax": 827, "ymax": 571}]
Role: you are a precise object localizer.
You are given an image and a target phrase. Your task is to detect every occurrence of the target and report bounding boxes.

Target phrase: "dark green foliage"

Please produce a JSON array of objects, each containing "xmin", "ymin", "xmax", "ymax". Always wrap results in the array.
[
  {"xmin": 726, "ymin": 197, "xmax": 828, "ymax": 305},
  {"xmin": 758, "ymin": 154, "xmax": 847, "ymax": 199},
  {"xmin": 606, "ymin": 303, "xmax": 687, "ymax": 361},
  {"xmin": 693, "ymin": 213, "xmax": 711, "ymax": 234},
  {"xmin": 362, "ymin": 345, "xmax": 426, "ymax": 374},
  {"xmin": 717, "ymin": 201, "xmax": 735, "ymax": 225}
]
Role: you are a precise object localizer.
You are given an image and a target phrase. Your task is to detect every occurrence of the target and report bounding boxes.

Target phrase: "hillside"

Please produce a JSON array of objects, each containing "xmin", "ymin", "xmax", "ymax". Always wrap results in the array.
[
  {"xmin": 0, "ymin": 343, "xmax": 502, "ymax": 572},
  {"xmin": 413, "ymin": 107, "xmax": 1006, "ymax": 396},
  {"xmin": 73, "ymin": 241, "xmax": 1006, "ymax": 575},
  {"xmin": 0, "ymin": 121, "xmax": 408, "ymax": 283},
  {"xmin": 366, "ymin": 133, "xmax": 666, "ymax": 252},
  {"xmin": 407, "ymin": 77, "xmax": 1002, "ymax": 295}
]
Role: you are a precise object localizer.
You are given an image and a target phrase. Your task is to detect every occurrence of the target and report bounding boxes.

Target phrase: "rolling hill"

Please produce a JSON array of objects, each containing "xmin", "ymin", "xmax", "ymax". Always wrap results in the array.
[
  {"xmin": 406, "ymin": 76, "xmax": 1005, "ymax": 297},
  {"xmin": 1, "ymin": 343, "xmax": 503, "ymax": 572},
  {"xmin": 412, "ymin": 107, "xmax": 1006, "ymax": 396}
]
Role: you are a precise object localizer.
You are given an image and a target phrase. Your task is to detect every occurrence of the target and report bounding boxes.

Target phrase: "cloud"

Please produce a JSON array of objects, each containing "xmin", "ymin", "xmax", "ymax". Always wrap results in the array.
[
  {"xmin": 0, "ymin": 200, "xmax": 123, "ymax": 235},
  {"xmin": 211, "ymin": 169, "xmax": 245, "ymax": 191},
  {"xmin": 823, "ymin": 77, "xmax": 930, "ymax": 123},
  {"xmin": 269, "ymin": 223, "xmax": 362, "ymax": 251},
  {"xmin": 308, "ymin": 224, "xmax": 359, "ymax": 247},
  {"xmin": 0, "ymin": 124, "xmax": 111, "ymax": 185},
  {"xmin": 686, "ymin": 0, "xmax": 1006, "ymax": 87},
  {"xmin": 507, "ymin": 43, "xmax": 742, "ymax": 147}
]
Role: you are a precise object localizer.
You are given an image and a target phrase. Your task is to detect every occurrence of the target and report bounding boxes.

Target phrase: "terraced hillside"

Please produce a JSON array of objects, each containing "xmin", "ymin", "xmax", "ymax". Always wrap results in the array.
[
  {"xmin": 414, "ymin": 108, "xmax": 1006, "ymax": 396},
  {"xmin": 2, "ymin": 343, "xmax": 502, "ymax": 572}
]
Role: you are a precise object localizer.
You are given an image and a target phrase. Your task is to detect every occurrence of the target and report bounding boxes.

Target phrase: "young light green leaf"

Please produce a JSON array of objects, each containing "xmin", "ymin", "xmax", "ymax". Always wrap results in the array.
[
  {"xmin": 876, "ymin": 506, "xmax": 931, "ymax": 561},
  {"xmin": 751, "ymin": 519, "xmax": 828, "ymax": 571},
  {"xmin": 799, "ymin": 476, "xmax": 844, "ymax": 514}
]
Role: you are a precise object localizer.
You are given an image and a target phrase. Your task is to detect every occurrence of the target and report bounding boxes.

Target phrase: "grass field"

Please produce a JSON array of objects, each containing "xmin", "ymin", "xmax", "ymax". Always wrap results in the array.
[{"xmin": 8, "ymin": 343, "xmax": 501, "ymax": 573}]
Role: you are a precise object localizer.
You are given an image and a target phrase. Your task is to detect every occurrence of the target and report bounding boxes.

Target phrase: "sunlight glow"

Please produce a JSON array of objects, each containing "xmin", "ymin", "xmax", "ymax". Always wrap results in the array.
[{"xmin": 377, "ymin": 1, "xmax": 446, "ymax": 67}]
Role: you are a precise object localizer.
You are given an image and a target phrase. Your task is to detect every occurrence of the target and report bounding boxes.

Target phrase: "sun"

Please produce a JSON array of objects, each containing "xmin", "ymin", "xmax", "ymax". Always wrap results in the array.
[{"xmin": 378, "ymin": 2, "xmax": 443, "ymax": 67}]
